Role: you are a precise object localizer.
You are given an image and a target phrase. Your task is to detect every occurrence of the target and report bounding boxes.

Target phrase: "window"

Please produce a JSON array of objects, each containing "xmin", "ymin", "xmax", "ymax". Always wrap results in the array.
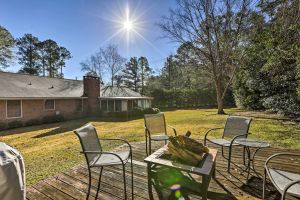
[
  {"xmin": 75, "ymin": 99, "xmax": 83, "ymax": 112},
  {"xmin": 128, "ymin": 100, "xmax": 133, "ymax": 111},
  {"xmin": 6, "ymin": 100, "xmax": 22, "ymax": 119},
  {"xmin": 44, "ymin": 99, "xmax": 55, "ymax": 110},
  {"xmin": 101, "ymin": 100, "xmax": 107, "ymax": 112},
  {"xmin": 108, "ymin": 100, "xmax": 114, "ymax": 112},
  {"xmin": 115, "ymin": 100, "xmax": 122, "ymax": 112}
]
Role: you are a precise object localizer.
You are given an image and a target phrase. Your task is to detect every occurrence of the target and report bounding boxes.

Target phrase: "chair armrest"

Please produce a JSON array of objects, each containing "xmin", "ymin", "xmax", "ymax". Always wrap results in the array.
[
  {"xmin": 230, "ymin": 133, "xmax": 252, "ymax": 146},
  {"xmin": 167, "ymin": 125, "xmax": 177, "ymax": 136},
  {"xmin": 80, "ymin": 150, "xmax": 102, "ymax": 154},
  {"xmin": 99, "ymin": 138, "xmax": 132, "ymax": 156},
  {"xmin": 283, "ymin": 179, "xmax": 300, "ymax": 198},
  {"xmin": 265, "ymin": 153, "xmax": 300, "ymax": 169},
  {"xmin": 204, "ymin": 128, "xmax": 223, "ymax": 145}
]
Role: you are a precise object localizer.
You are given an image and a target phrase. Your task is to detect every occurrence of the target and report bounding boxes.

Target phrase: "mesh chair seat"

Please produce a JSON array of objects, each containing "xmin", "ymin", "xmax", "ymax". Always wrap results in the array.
[
  {"xmin": 90, "ymin": 151, "xmax": 131, "ymax": 167},
  {"xmin": 151, "ymin": 134, "xmax": 169, "ymax": 141},
  {"xmin": 208, "ymin": 138, "xmax": 240, "ymax": 147},
  {"xmin": 268, "ymin": 168, "xmax": 300, "ymax": 197}
]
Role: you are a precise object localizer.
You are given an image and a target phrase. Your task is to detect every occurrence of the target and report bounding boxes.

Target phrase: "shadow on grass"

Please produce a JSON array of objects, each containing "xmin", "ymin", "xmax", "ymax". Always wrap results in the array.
[{"xmin": 0, "ymin": 115, "xmax": 145, "ymax": 138}]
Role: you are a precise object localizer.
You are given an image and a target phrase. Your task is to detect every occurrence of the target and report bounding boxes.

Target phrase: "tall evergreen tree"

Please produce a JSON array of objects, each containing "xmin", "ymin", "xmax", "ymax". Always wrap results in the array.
[
  {"xmin": 0, "ymin": 25, "xmax": 14, "ymax": 70},
  {"xmin": 138, "ymin": 57, "xmax": 152, "ymax": 95},
  {"xmin": 122, "ymin": 57, "xmax": 140, "ymax": 91},
  {"xmin": 16, "ymin": 34, "xmax": 40, "ymax": 75},
  {"xmin": 43, "ymin": 39, "xmax": 60, "ymax": 77},
  {"xmin": 42, "ymin": 39, "xmax": 71, "ymax": 78},
  {"xmin": 36, "ymin": 41, "xmax": 47, "ymax": 76},
  {"xmin": 57, "ymin": 47, "xmax": 71, "ymax": 78}
]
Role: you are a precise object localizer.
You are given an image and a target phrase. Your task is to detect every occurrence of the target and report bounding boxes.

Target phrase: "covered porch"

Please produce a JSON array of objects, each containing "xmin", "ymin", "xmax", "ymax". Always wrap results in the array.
[{"xmin": 99, "ymin": 97, "xmax": 153, "ymax": 113}]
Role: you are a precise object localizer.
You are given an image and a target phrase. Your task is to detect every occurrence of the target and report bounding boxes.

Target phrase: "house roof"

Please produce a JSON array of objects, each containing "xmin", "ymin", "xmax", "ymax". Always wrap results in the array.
[
  {"xmin": 0, "ymin": 71, "xmax": 84, "ymax": 99},
  {"xmin": 100, "ymin": 86, "xmax": 153, "ymax": 100},
  {"xmin": 0, "ymin": 72, "xmax": 153, "ymax": 100}
]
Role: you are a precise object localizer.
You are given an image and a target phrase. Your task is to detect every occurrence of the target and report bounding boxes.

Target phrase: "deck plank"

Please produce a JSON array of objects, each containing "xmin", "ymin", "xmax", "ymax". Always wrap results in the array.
[{"xmin": 27, "ymin": 141, "xmax": 300, "ymax": 200}]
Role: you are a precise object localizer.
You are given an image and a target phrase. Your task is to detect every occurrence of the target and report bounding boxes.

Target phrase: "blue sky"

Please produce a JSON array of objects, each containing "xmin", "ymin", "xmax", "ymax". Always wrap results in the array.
[{"xmin": 0, "ymin": 0, "xmax": 178, "ymax": 81}]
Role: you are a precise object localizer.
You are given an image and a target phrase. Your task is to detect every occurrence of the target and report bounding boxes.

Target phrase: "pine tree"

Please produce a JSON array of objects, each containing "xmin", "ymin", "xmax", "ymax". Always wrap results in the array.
[{"xmin": 17, "ymin": 34, "xmax": 40, "ymax": 75}]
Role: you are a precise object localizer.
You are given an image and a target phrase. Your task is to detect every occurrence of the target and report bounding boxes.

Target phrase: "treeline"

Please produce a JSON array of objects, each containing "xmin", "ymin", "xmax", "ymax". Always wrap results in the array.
[
  {"xmin": 0, "ymin": 26, "xmax": 71, "ymax": 78},
  {"xmin": 156, "ymin": 0, "xmax": 300, "ymax": 116},
  {"xmin": 80, "ymin": 44, "xmax": 153, "ymax": 95},
  {"xmin": 144, "ymin": 44, "xmax": 235, "ymax": 108},
  {"xmin": 234, "ymin": 0, "xmax": 300, "ymax": 116}
]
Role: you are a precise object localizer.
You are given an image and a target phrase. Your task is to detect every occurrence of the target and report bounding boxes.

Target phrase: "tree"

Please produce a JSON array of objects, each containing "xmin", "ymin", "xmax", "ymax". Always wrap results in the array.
[
  {"xmin": 43, "ymin": 39, "xmax": 60, "ymax": 77},
  {"xmin": 16, "ymin": 34, "xmax": 41, "ymax": 75},
  {"xmin": 159, "ymin": 0, "xmax": 251, "ymax": 114},
  {"xmin": 101, "ymin": 44, "xmax": 126, "ymax": 86},
  {"xmin": 138, "ymin": 56, "xmax": 152, "ymax": 95},
  {"xmin": 234, "ymin": 0, "xmax": 300, "ymax": 115},
  {"xmin": 80, "ymin": 49, "xmax": 105, "ymax": 82},
  {"xmin": 122, "ymin": 57, "xmax": 140, "ymax": 91},
  {"xmin": 43, "ymin": 39, "xmax": 71, "ymax": 78},
  {"xmin": 57, "ymin": 47, "xmax": 71, "ymax": 78},
  {"xmin": 36, "ymin": 41, "xmax": 47, "ymax": 76},
  {"xmin": 0, "ymin": 26, "xmax": 14, "ymax": 70}
]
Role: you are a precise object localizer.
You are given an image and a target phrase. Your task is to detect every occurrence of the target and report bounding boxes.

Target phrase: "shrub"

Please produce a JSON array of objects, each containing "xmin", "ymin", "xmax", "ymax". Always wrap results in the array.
[
  {"xmin": 25, "ymin": 119, "xmax": 42, "ymax": 126},
  {"xmin": 143, "ymin": 107, "xmax": 160, "ymax": 114},
  {"xmin": 42, "ymin": 114, "xmax": 65, "ymax": 124},
  {"xmin": 0, "ymin": 122, "xmax": 7, "ymax": 131},
  {"xmin": 7, "ymin": 121, "xmax": 23, "ymax": 129}
]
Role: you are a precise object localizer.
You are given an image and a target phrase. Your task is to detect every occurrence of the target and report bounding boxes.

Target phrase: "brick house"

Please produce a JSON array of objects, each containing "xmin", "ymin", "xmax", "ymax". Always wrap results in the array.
[{"xmin": 0, "ymin": 72, "xmax": 153, "ymax": 126}]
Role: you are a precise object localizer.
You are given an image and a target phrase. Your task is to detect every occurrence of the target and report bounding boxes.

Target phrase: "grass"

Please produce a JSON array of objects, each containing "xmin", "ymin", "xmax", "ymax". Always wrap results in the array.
[{"xmin": 0, "ymin": 108, "xmax": 299, "ymax": 186}]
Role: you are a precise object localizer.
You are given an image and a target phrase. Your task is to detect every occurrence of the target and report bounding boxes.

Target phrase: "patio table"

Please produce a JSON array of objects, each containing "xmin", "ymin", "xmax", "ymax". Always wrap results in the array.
[
  {"xmin": 234, "ymin": 138, "xmax": 270, "ymax": 182},
  {"xmin": 144, "ymin": 145, "xmax": 217, "ymax": 200}
]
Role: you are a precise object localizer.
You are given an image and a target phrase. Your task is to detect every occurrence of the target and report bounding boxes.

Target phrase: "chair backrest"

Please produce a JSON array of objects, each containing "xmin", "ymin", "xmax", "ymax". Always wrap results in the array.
[
  {"xmin": 223, "ymin": 116, "xmax": 252, "ymax": 138},
  {"xmin": 74, "ymin": 123, "xmax": 102, "ymax": 164},
  {"xmin": 144, "ymin": 113, "xmax": 167, "ymax": 136}
]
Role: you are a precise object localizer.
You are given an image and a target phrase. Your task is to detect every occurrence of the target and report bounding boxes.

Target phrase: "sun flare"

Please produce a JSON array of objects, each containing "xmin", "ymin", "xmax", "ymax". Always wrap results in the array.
[{"xmin": 123, "ymin": 20, "xmax": 133, "ymax": 31}]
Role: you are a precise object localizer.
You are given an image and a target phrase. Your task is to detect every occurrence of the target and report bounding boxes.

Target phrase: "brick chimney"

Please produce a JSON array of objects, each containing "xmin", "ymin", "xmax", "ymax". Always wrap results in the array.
[{"xmin": 83, "ymin": 76, "xmax": 100, "ymax": 116}]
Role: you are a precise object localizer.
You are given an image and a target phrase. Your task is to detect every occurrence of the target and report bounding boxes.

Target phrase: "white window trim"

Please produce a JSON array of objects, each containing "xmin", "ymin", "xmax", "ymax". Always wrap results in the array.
[
  {"xmin": 6, "ymin": 100, "xmax": 23, "ymax": 119},
  {"xmin": 44, "ymin": 99, "xmax": 56, "ymax": 111}
]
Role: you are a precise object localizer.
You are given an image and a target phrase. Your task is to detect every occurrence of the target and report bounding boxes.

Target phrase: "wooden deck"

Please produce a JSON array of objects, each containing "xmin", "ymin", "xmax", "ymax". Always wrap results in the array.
[{"xmin": 27, "ymin": 141, "xmax": 300, "ymax": 200}]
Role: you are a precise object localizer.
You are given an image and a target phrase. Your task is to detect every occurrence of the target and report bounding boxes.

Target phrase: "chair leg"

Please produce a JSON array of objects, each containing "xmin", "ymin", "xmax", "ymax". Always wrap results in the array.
[
  {"xmin": 262, "ymin": 169, "xmax": 266, "ymax": 200},
  {"xmin": 130, "ymin": 157, "xmax": 134, "ymax": 199},
  {"xmin": 87, "ymin": 168, "xmax": 92, "ymax": 200},
  {"xmin": 146, "ymin": 136, "xmax": 148, "ymax": 156},
  {"xmin": 243, "ymin": 146, "xmax": 246, "ymax": 166},
  {"xmin": 221, "ymin": 146, "xmax": 226, "ymax": 159},
  {"xmin": 95, "ymin": 167, "xmax": 103, "ymax": 200},
  {"xmin": 149, "ymin": 139, "xmax": 152, "ymax": 155},
  {"xmin": 122, "ymin": 164, "xmax": 127, "ymax": 200},
  {"xmin": 227, "ymin": 146, "xmax": 232, "ymax": 172}
]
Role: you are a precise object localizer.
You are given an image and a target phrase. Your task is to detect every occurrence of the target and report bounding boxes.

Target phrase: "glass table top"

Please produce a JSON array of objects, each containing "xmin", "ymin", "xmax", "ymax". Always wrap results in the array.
[{"xmin": 235, "ymin": 138, "xmax": 270, "ymax": 148}]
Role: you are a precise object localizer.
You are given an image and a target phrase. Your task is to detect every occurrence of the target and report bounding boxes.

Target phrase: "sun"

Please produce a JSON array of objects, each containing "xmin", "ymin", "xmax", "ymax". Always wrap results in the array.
[{"xmin": 123, "ymin": 20, "xmax": 133, "ymax": 31}]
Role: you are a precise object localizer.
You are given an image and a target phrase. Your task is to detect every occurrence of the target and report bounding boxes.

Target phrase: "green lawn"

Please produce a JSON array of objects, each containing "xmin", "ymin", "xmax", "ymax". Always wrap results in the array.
[{"xmin": 0, "ymin": 108, "xmax": 299, "ymax": 186}]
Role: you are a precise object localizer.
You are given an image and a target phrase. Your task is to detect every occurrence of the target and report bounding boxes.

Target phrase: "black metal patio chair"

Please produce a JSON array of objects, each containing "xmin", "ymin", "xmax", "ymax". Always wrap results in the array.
[
  {"xmin": 144, "ymin": 113, "xmax": 177, "ymax": 156},
  {"xmin": 74, "ymin": 123, "xmax": 134, "ymax": 200},
  {"xmin": 263, "ymin": 153, "xmax": 300, "ymax": 200},
  {"xmin": 204, "ymin": 116, "xmax": 252, "ymax": 172}
]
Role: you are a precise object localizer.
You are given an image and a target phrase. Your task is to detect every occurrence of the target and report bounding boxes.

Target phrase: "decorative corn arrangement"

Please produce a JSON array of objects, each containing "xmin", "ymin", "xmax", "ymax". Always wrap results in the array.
[{"xmin": 165, "ymin": 132, "xmax": 209, "ymax": 166}]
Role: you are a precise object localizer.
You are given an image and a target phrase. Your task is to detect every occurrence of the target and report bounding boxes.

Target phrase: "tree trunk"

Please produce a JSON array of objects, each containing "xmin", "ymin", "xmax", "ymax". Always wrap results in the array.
[
  {"xmin": 215, "ymin": 79, "xmax": 225, "ymax": 114},
  {"xmin": 111, "ymin": 71, "xmax": 114, "ymax": 87}
]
